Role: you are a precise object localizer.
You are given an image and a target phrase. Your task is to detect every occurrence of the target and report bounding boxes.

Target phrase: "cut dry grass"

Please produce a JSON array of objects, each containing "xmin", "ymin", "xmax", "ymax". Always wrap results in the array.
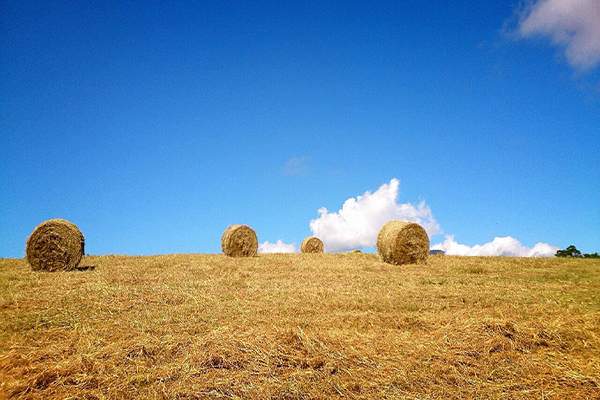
[{"xmin": 1, "ymin": 254, "xmax": 599, "ymax": 399}]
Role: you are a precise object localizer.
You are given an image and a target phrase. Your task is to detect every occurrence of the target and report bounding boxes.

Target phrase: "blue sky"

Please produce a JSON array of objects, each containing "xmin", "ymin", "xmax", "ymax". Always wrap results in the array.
[{"xmin": 1, "ymin": 0, "xmax": 599, "ymax": 257}]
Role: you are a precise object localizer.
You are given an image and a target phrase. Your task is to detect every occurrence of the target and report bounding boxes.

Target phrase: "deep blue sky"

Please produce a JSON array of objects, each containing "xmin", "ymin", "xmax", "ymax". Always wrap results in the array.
[{"xmin": 1, "ymin": 0, "xmax": 599, "ymax": 257}]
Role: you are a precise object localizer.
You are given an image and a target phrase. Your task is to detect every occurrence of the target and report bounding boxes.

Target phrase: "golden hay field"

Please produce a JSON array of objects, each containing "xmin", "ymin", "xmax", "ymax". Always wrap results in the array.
[{"xmin": 1, "ymin": 254, "xmax": 599, "ymax": 399}]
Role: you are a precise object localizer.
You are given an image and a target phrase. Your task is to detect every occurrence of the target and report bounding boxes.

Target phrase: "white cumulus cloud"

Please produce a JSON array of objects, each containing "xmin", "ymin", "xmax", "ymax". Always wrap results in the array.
[
  {"xmin": 258, "ymin": 240, "xmax": 297, "ymax": 253},
  {"xmin": 431, "ymin": 235, "xmax": 559, "ymax": 257},
  {"xmin": 517, "ymin": 0, "xmax": 600, "ymax": 70},
  {"xmin": 309, "ymin": 178, "xmax": 442, "ymax": 253}
]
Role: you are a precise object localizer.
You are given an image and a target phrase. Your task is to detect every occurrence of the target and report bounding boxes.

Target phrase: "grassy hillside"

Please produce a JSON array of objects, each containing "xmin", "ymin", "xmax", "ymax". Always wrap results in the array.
[{"xmin": 1, "ymin": 254, "xmax": 599, "ymax": 399}]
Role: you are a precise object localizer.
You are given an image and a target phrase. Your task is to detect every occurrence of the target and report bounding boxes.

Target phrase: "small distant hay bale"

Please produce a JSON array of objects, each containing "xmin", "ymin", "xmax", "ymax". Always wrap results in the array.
[
  {"xmin": 221, "ymin": 225, "xmax": 258, "ymax": 257},
  {"xmin": 301, "ymin": 236, "xmax": 324, "ymax": 254},
  {"xmin": 26, "ymin": 218, "xmax": 85, "ymax": 271},
  {"xmin": 377, "ymin": 221, "xmax": 429, "ymax": 265},
  {"xmin": 351, "ymin": 249, "xmax": 362, "ymax": 254}
]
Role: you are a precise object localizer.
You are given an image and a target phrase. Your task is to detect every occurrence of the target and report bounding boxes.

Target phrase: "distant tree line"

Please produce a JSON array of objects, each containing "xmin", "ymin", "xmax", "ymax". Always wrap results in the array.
[{"xmin": 556, "ymin": 245, "xmax": 600, "ymax": 258}]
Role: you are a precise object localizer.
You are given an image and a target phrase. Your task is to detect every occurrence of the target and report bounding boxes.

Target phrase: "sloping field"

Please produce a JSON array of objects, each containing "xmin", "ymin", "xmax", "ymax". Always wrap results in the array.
[{"xmin": 1, "ymin": 254, "xmax": 599, "ymax": 399}]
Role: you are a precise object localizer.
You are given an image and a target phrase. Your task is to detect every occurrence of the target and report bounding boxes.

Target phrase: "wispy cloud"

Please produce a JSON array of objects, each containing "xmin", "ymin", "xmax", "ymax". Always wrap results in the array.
[
  {"xmin": 258, "ymin": 240, "xmax": 297, "ymax": 253},
  {"xmin": 282, "ymin": 156, "xmax": 312, "ymax": 176},
  {"xmin": 515, "ymin": 0, "xmax": 600, "ymax": 70},
  {"xmin": 431, "ymin": 235, "xmax": 559, "ymax": 257},
  {"xmin": 309, "ymin": 179, "xmax": 442, "ymax": 253}
]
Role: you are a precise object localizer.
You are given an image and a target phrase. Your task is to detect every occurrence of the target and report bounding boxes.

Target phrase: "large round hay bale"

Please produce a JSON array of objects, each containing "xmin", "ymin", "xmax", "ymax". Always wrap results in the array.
[
  {"xmin": 221, "ymin": 225, "xmax": 258, "ymax": 257},
  {"xmin": 26, "ymin": 219, "xmax": 85, "ymax": 271},
  {"xmin": 301, "ymin": 236, "xmax": 324, "ymax": 254},
  {"xmin": 377, "ymin": 221, "xmax": 429, "ymax": 265}
]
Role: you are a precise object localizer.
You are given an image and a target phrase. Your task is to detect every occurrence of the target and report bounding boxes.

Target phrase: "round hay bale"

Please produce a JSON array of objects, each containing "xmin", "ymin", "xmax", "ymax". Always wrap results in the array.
[
  {"xmin": 221, "ymin": 225, "xmax": 258, "ymax": 257},
  {"xmin": 26, "ymin": 219, "xmax": 85, "ymax": 271},
  {"xmin": 301, "ymin": 236, "xmax": 324, "ymax": 254},
  {"xmin": 351, "ymin": 249, "xmax": 362, "ymax": 254},
  {"xmin": 376, "ymin": 221, "xmax": 429, "ymax": 265}
]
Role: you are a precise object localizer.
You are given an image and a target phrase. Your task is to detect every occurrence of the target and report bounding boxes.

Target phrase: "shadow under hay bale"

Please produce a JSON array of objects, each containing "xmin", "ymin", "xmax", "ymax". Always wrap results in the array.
[
  {"xmin": 377, "ymin": 220, "xmax": 429, "ymax": 265},
  {"xmin": 221, "ymin": 224, "xmax": 258, "ymax": 257},
  {"xmin": 74, "ymin": 265, "xmax": 96, "ymax": 271},
  {"xmin": 300, "ymin": 236, "xmax": 324, "ymax": 254},
  {"xmin": 26, "ymin": 218, "xmax": 85, "ymax": 272}
]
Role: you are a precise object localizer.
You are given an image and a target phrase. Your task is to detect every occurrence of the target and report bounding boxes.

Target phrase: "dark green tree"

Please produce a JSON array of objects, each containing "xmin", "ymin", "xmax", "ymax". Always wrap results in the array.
[
  {"xmin": 556, "ymin": 245, "xmax": 582, "ymax": 258},
  {"xmin": 583, "ymin": 252, "xmax": 600, "ymax": 259}
]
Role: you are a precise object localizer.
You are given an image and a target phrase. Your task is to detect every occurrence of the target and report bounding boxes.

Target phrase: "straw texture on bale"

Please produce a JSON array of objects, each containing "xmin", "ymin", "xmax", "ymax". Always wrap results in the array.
[
  {"xmin": 301, "ymin": 237, "xmax": 324, "ymax": 254},
  {"xmin": 377, "ymin": 220, "xmax": 429, "ymax": 265},
  {"xmin": 221, "ymin": 225, "xmax": 258, "ymax": 257},
  {"xmin": 26, "ymin": 219, "xmax": 85, "ymax": 271}
]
